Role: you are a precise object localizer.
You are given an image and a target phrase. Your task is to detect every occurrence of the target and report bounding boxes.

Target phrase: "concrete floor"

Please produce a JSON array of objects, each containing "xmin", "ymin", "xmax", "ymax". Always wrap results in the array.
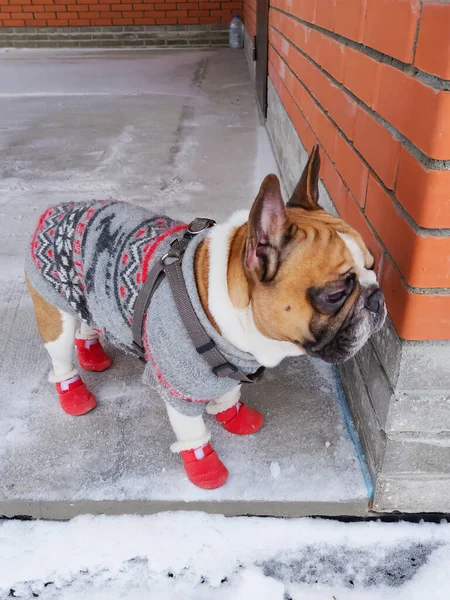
[{"xmin": 0, "ymin": 48, "xmax": 369, "ymax": 518}]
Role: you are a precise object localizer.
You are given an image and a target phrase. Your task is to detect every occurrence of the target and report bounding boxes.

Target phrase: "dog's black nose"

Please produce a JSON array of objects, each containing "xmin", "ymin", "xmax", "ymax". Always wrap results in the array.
[{"xmin": 364, "ymin": 288, "xmax": 384, "ymax": 313}]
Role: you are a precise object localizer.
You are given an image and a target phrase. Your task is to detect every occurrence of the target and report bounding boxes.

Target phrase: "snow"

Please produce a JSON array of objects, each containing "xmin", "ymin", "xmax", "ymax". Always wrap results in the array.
[{"xmin": 1, "ymin": 513, "xmax": 450, "ymax": 599}]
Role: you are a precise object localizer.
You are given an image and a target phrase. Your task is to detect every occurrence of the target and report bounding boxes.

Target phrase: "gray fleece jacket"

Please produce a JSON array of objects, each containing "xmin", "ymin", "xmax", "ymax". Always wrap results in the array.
[{"xmin": 26, "ymin": 200, "xmax": 261, "ymax": 415}]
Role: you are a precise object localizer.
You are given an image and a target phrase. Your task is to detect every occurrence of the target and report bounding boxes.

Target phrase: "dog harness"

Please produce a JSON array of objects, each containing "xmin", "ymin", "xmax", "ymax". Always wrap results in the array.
[{"xmin": 25, "ymin": 200, "xmax": 263, "ymax": 414}]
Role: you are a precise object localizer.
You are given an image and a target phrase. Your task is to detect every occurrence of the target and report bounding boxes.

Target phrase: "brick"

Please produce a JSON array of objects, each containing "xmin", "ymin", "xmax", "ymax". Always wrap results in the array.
[
  {"xmin": 210, "ymin": 8, "xmax": 231, "ymax": 16},
  {"xmin": 134, "ymin": 3, "xmax": 155, "ymax": 8},
  {"xmin": 199, "ymin": 15, "xmax": 218, "ymax": 23},
  {"xmin": 376, "ymin": 64, "xmax": 450, "ymax": 160},
  {"xmin": 100, "ymin": 10, "xmax": 121, "ymax": 16},
  {"xmin": 112, "ymin": 3, "xmax": 133, "ymax": 8},
  {"xmin": 334, "ymin": 189, "xmax": 383, "ymax": 269},
  {"xmin": 144, "ymin": 10, "xmax": 165, "ymax": 16},
  {"xmin": 26, "ymin": 17, "xmax": 46, "ymax": 24},
  {"xmin": 3, "ymin": 18, "xmax": 25, "ymax": 24},
  {"xmin": 176, "ymin": 16, "xmax": 197, "ymax": 22},
  {"xmin": 200, "ymin": 1, "xmax": 218, "ymax": 7},
  {"xmin": 47, "ymin": 17, "xmax": 68, "ymax": 23},
  {"xmin": 363, "ymin": 0, "xmax": 421, "ymax": 63},
  {"xmin": 334, "ymin": 0, "xmax": 366, "ymax": 42},
  {"xmin": 366, "ymin": 175, "xmax": 450, "ymax": 288},
  {"xmin": 90, "ymin": 17, "xmax": 110, "ymax": 23},
  {"xmin": 268, "ymin": 53, "xmax": 317, "ymax": 153},
  {"xmin": 155, "ymin": 1, "xmax": 175, "ymax": 8},
  {"xmin": 380, "ymin": 255, "xmax": 450, "ymax": 340},
  {"xmin": 9, "ymin": 0, "xmax": 32, "ymax": 4},
  {"xmin": 68, "ymin": 17, "xmax": 89, "ymax": 23},
  {"xmin": 79, "ymin": 11, "xmax": 99, "ymax": 17},
  {"xmin": 326, "ymin": 83, "xmax": 358, "ymax": 141},
  {"xmin": 343, "ymin": 46, "xmax": 380, "ymax": 108},
  {"xmin": 414, "ymin": 2, "xmax": 450, "ymax": 80},
  {"xmin": 353, "ymin": 108, "xmax": 401, "ymax": 189},
  {"xmin": 321, "ymin": 150, "xmax": 348, "ymax": 213},
  {"xmin": 134, "ymin": 16, "xmax": 156, "ymax": 22},
  {"xmin": 314, "ymin": 0, "xmax": 335, "ymax": 32},
  {"xmin": 123, "ymin": 10, "xmax": 141, "ymax": 16},
  {"xmin": 270, "ymin": 9, "xmax": 309, "ymax": 54},
  {"xmin": 112, "ymin": 16, "xmax": 133, "ymax": 23},
  {"xmin": 170, "ymin": 10, "xmax": 186, "ymax": 16},
  {"xmin": 188, "ymin": 9, "xmax": 209, "ymax": 16},
  {"xmin": 395, "ymin": 147, "xmax": 450, "ymax": 229},
  {"xmin": 333, "ymin": 134, "xmax": 369, "ymax": 206},
  {"xmin": 272, "ymin": 0, "xmax": 315, "ymax": 23},
  {"xmin": 12, "ymin": 11, "xmax": 33, "ymax": 17},
  {"xmin": 181, "ymin": 2, "xmax": 198, "ymax": 7},
  {"xmin": 157, "ymin": 16, "xmax": 178, "ymax": 22},
  {"xmin": 306, "ymin": 95, "xmax": 338, "ymax": 158},
  {"xmin": 307, "ymin": 27, "xmax": 345, "ymax": 82}
]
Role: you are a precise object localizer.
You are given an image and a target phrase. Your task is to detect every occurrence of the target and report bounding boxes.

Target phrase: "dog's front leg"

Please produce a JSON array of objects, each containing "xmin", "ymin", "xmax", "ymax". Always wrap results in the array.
[
  {"xmin": 207, "ymin": 386, "xmax": 264, "ymax": 435},
  {"xmin": 164, "ymin": 401, "xmax": 228, "ymax": 490}
]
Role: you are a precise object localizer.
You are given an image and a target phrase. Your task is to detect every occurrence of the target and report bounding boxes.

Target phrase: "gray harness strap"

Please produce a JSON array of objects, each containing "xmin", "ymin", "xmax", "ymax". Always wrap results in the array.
[{"xmin": 132, "ymin": 218, "xmax": 265, "ymax": 385}]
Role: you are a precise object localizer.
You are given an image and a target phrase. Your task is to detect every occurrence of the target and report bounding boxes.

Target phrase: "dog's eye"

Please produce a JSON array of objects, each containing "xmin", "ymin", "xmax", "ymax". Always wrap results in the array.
[
  {"xmin": 326, "ymin": 290, "xmax": 347, "ymax": 304},
  {"xmin": 308, "ymin": 274, "xmax": 356, "ymax": 315}
]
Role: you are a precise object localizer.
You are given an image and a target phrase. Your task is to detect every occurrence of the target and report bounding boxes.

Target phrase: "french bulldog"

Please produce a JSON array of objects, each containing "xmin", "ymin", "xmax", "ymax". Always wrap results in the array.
[{"xmin": 26, "ymin": 145, "xmax": 385, "ymax": 489}]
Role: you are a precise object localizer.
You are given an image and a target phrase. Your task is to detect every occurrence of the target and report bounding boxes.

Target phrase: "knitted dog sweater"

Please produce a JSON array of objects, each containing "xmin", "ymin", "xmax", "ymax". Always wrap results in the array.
[{"xmin": 25, "ymin": 200, "xmax": 261, "ymax": 415}]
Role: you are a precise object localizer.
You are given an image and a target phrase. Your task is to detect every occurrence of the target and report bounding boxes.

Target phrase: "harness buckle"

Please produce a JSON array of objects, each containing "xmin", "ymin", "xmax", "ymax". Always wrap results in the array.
[{"xmin": 212, "ymin": 362, "xmax": 238, "ymax": 378}]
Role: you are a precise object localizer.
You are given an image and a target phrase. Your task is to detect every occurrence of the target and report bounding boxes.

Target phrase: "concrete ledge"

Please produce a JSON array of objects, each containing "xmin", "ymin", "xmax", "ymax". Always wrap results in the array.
[
  {"xmin": 0, "ymin": 25, "xmax": 229, "ymax": 48},
  {"xmin": 0, "ymin": 499, "xmax": 368, "ymax": 520}
]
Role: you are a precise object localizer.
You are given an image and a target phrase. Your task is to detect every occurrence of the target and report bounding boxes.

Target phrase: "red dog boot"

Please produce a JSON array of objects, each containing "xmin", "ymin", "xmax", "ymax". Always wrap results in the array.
[
  {"xmin": 56, "ymin": 374, "xmax": 97, "ymax": 416},
  {"xmin": 181, "ymin": 443, "xmax": 228, "ymax": 489},
  {"xmin": 75, "ymin": 337, "xmax": 112, "ymax": 372},
  {"xmin": 216, "ymin": 401, "xmax": 264, "ymax": 435}
]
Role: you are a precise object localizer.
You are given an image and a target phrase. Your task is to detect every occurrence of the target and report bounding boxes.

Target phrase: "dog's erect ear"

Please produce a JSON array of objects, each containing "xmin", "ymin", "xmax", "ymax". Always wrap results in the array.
[
  {"xmin": 287, "ymin": 144, "xmax": 322, "ymax": 211},
  {"xmin": 246, "ymin": 174, "xmax": 295, "ymax": 282}
]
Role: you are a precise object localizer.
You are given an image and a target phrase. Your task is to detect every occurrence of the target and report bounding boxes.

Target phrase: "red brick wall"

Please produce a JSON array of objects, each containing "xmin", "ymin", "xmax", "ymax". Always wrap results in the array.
[
  {"xmin": 0, "ymin": 0, "xmax": 242, "ymax": 27},
  {"xmin": 246, "ymin": 0, "xmax": 450, "ymax": 341}
]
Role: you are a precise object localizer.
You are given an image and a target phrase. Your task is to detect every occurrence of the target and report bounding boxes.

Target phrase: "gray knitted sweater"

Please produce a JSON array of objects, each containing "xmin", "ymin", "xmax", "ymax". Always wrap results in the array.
[{"xmin": 26, "ymin": 200, "xmax": 261, "ymax": 410}]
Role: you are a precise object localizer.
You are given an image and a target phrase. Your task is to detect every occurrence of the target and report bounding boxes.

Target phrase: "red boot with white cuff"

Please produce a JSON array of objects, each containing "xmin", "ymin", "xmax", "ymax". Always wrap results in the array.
[
  {"xmin": 180, "ymin": 443, "xmax": 229, "ymax": 489},
  {"xmin": 215, "ymin": 401, "xmax": 264, "ymax": 435},
  {"xmin": 75, "ymin": 337, "xmax": 112, "ymax": 372},
  {"xmin": 55, "ymin": 374, "xmax": 97, "ymax": 416}
]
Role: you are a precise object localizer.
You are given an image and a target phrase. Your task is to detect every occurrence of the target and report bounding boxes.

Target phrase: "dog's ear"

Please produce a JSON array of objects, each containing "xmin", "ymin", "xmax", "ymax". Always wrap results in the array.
[
  {"xmin": 287, "ymin": 144, "xmax": 322, "ymax": 211},
  {"xmin": 246, "ymin": 174, "xmax": 296, "ymax": 282}
]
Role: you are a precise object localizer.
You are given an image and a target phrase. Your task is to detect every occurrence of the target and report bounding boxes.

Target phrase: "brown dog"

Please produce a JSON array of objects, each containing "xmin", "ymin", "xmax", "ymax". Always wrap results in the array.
[{"xmin": 26, "ymin": 145, "xmax": 385, "ymax": 489}]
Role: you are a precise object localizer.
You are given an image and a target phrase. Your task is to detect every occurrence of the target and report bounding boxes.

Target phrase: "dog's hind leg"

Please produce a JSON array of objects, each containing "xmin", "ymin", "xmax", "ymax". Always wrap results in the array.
[
  {"xmin": 75, "ymin": 321, "xmax": 112, "ymax": 372},
  {"xmin": 206, "ymin": 386, "xmax": 264, "ymax": 435},
  {"xmin": 164, "ymin": 401, "xmax": 228, "ymax": 490},
  {"xmin": 26, "ymin": 275, "xmax": 96, "ymax": 416}
]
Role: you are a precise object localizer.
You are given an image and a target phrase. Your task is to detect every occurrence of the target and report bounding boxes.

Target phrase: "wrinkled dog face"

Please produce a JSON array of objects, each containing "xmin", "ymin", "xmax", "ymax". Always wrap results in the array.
[{"xmin": 244, "ymin": 145, "xmax": 386, "ymax": 364}]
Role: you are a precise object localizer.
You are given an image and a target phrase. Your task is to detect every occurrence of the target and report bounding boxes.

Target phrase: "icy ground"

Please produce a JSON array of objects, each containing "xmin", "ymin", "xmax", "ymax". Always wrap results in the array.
[{"xmin": 1, "ymin": 512, "xmax": 450, "ymax": 599}]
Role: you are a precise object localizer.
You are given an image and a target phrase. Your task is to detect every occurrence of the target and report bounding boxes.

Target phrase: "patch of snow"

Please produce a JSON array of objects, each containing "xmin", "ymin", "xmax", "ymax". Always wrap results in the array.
[
  {"xmin": 1, "ymin": 513, "xmax": 450, "ymax": 599},
  {"xmin": 270, "ymin": 461, "xmax": 281, "ymax": 479}
]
